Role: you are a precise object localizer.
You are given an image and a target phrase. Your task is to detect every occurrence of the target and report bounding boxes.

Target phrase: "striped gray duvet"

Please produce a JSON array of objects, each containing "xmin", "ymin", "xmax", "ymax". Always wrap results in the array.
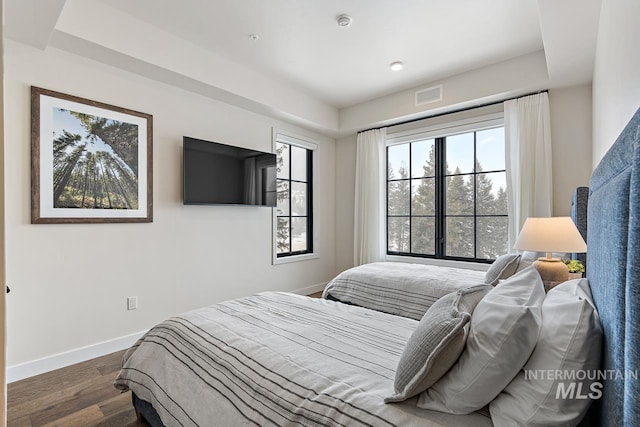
[
  {"xmin": 322, "ymin": 262, "xmax": 486, "ymax": 320},
  {"xmin": 115, "ymin": 292, "xmax": 491, "ymax": 427}
]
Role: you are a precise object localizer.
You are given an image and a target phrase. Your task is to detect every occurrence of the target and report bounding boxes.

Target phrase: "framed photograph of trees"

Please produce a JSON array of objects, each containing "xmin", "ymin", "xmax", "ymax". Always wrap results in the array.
[{"xmin": 31, "ymin": 86, "xmax": 153, "ymax": 223}]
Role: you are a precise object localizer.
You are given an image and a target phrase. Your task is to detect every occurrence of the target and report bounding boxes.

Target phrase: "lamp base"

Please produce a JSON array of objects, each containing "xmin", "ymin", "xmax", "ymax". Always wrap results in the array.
[{"xmin": 533, "ymin": 258, "xmax": 569, "ymax": 283}]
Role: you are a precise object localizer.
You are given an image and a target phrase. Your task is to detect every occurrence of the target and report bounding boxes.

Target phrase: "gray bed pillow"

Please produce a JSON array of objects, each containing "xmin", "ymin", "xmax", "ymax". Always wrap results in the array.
[
  {"xmin": 515, "ymin": 251, "xmax": 539, "ymax": 272},
  {"xmin": 485, "ymin": 254, "xmax": 520, "ymax": 285},
  {"xmin": 385, "ymin": 284, "xmax": 492, "ymax": 403}
]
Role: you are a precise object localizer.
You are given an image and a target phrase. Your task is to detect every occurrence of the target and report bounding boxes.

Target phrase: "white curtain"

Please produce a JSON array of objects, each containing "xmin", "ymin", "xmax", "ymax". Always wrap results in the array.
[
  {"xmin": 354, "ymin": 128, "xmax": 387, "ymax": 266},
  {"xmin": 504, "ymin": 92, "xmax": 553, "ymax": 252}
]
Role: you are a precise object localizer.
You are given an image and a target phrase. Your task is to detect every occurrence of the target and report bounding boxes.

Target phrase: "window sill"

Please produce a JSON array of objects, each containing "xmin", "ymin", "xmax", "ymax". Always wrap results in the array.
[
  {"xmin": 273, "ymin": 252, "xmax": 320, "ymax": 265},
  {"xmin": 385, "ymin": 255, "xmax": 490, "ymax": 272}
]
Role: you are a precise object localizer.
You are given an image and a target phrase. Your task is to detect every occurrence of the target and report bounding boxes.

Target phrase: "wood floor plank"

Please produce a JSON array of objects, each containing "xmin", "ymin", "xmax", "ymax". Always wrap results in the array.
[
  {"xmin": 95, "ymin": 351, "xmax": 126, "ymax": 377},
  {"xmin": 8, "ymin": 364, "xmax": 100, "ymax": 407},
  {"xmin": 40, "ymin": 404, "xmax": 103, "ymax": 427},
  {"xmin": 7, "ymin": 414, "xmax": 32, "ymax": 427},
  {"xmin": 9, "ymin": 376, "xmax": 98, "ymax": 421},
  {"xmin": 9, "ymin": 369, "xmax": 114, "ymax": 422},
  {"xmin": 98, "ymin": 390, "xmax": 132, "ymax": 418},
  {"xmin": 28, "ymin": 372, "xmax": 121, "ymax": 426},
  {"xmin": 93, "ymin": 406, "xmax": 141, "ymax": 427}
]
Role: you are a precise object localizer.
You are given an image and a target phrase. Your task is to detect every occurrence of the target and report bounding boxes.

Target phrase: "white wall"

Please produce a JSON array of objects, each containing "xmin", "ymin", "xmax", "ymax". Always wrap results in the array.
[
  {"xmin": 340, "ymin": 50, "xmax": 550, "ymax": 135},
  {"xmin": 334, "ymin": 85, "xmax": 593, "ymax": 273},
  {"xmin": 5, "ymin": 40, "xmax": 336, "ymax": 368},
  {"xmin": 592, "ymin": 0, "xmax": 640, "ymax": 167},
  {"xmin": 548, "ymin": 84, "xmax": 593, "ymax": 215},
  {"xmin": 334, "ymin": 134, "xmax": 357, "ymax": 274}
]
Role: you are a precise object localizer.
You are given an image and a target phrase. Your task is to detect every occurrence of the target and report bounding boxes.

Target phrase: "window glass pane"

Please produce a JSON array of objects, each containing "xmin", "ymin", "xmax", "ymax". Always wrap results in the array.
[
  {"xmin": 446, "ymin": 133, "xmax": 474, "ymax": 174},
  {"xmin": 388, "ymin": 180, "xmax": 410, "ymax": 215},
  {"xmin": 446, "ymin": 217, "xmax": 475, "ymax": 258},
  {"xmin": 476, "ymin": 127, "xmax": 505, "ymax": 172},
  {"xmin": 476, "ymin": 172, "xmax": 507, "ymax": 215},
  {"xmin": 411, "ymin": 139, "xmax": 436, "ymax": 178},
  {"xmin": 388, "ymin": 144, "xmax": 410, "ymax": 180},
  {"xmin": 291, "ymin": 146, "xmax": 307, "ymax": 182},
  {"xmin": 291, "ymin": 217, "xmax": 308, "ymax": 252},
  {"xmin": 388, "ymin": 217, "xmax": 410, "ymax": 252},
  {"xmin": 477, "ymin": 217, "xmax": 508, "ymax": 259},
  {"xmin": 291, "ymin": 181, "xmax": 307, "ymax": 216},
  {"xmin": 411, "ymin": 217, "xmax": 435, "ymax": 255},
  {"xmin": 411, "ymin": 178, "xmax": 435, "ymax": 215},
  {"xmin": 276, "ymin": 142, "xmax": 289, "ymax": 179},
  {"xmin": 446, "ymin": 175, "xmax": 473, "ymax": 215},
  {"xmin": 276, "ymin": 180, "xmax": 289, "ymax": 216},
  {"xmin": 276, "ymin": 217, "xmax": 290, "ymax": 254}
]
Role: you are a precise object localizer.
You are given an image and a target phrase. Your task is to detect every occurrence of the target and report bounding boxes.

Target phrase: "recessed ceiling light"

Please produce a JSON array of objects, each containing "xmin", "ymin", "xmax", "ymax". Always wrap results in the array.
[
  {"xmin": 336, "ymin": 14, "xmax": 352, "ymax": 28},
  {"xmin": 390, "ymin": 61, "xmax": 404, "ymax": 71},
  {"xmin": 249, "ymin": 34, "xmax": 259, "ymax": 41}
]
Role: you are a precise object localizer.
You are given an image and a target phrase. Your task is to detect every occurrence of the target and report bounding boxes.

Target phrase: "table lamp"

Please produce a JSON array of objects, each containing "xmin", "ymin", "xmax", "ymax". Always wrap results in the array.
[{"xmin": 513, "ymin": 217, "xmax": 587, "ymax": 282}]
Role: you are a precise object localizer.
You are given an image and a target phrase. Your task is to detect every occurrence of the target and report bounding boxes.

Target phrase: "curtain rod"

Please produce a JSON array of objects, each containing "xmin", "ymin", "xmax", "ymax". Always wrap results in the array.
[{"xmin": 361, "ymin": 90, "xmax": 548, "ymax": 134}]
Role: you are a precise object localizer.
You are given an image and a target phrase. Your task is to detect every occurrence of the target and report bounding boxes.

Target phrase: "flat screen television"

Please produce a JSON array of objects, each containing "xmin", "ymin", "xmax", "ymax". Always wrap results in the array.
[{"xmin": 183, "ymin": 136, "xmax": 277, "ymax": 206}]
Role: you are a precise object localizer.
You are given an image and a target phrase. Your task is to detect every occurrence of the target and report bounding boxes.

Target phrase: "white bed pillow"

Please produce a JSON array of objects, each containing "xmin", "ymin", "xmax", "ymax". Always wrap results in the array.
[
  {"xmin": 489, "ymin": 278, "xmax": 603, "ymax": 427},
  {"xmin": 418, "ymin": 266, "xmax": 545, "ymax": 414},
  {"xmin": 385, "ymin": 285, "xmax": 492, "ymax": 403},
  {"xmin": 484, "ymin": 254, "xmax": 520, "ymax": 285}
]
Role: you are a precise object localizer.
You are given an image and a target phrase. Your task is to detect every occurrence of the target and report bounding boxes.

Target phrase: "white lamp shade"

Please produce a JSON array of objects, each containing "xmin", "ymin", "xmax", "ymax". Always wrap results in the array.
[{"xmin": 513, "ymin": 217, "xmax": 587, "ymax": 253}]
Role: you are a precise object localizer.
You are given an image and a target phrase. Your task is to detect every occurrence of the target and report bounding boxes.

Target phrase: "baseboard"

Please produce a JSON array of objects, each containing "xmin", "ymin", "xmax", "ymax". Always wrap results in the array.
[
  {"xmin": 289, "ymin": 281, "xmax": 327, "ymax": 296},
  {"xmin": 7, "ymin": 330, "xmax": 147, "ymax": 383}
]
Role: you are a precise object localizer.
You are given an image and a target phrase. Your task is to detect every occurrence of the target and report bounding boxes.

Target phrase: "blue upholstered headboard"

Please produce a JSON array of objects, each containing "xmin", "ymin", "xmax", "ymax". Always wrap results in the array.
[
  {"xmin": 571, "ymin": 186, "xmax": 589, "ymax": 268},
  {"xmin": 585, "ymin": 106, "xmax": 640, "ymax": 426}
]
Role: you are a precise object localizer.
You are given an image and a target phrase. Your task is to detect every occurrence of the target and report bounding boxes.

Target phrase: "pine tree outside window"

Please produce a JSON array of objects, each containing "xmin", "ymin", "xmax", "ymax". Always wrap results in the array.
[{"xmin": 387, "ymin": 125, "xmax": 507, "ymax": 262}]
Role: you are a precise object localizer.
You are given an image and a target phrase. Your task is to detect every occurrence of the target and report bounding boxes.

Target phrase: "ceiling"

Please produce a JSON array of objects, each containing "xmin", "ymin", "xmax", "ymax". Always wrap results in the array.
[
  {"xmin": 97, "ymin": 0, "xmax": 543, "ymax": 109},
  {"xmin": 5, "ymin": 0, "xmax": 602, "ymax": 135}
]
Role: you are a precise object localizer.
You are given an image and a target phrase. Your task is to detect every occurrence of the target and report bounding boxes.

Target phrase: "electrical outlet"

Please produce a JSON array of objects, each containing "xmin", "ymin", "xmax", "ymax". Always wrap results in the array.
[{"xmin": 127, "ymin": 296, "xmax": 138, "ymax": 310}]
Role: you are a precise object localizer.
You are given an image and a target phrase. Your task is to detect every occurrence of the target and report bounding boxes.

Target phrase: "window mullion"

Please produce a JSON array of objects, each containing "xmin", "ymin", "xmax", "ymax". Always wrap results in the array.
[
  {"xmin": 408, "ymin": 143, "xmax": 412, "ymax": 253},
  {"xmin": 473, "ymin": 131, "xmax": 478, "ymax": 259},
  {"xmin": 435, "ymin": 137, "xmax": 446, "ymax": 258},
  {"xmin": 307, "ymin": 149, "xmax": 313, "ymax": 253},
  {"xmin": 288, "ymin": 147, "xmax": 293, "ymax": 255}
]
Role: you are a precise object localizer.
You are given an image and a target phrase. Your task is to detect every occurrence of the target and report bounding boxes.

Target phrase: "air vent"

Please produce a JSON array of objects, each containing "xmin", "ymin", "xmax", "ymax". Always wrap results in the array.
[{"xmin": 415, "ymin": 85, "xmax": 443, "ymax": 106}]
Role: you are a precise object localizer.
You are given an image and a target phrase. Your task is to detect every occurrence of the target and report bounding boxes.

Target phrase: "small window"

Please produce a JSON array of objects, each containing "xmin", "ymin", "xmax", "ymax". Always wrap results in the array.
[{"xmin": 273, "ymin": 131, "xmax": 316, "ymax": 261}]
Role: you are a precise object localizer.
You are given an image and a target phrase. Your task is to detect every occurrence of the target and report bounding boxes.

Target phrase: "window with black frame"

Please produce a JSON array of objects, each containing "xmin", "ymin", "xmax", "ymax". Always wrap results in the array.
[
  {"xmin": 275, "ymin": 141, "xmax": 313, "ymax": 257},
  {"xmin": 387, "ymin": 126, "xmax": 507, "ymax": 262}
]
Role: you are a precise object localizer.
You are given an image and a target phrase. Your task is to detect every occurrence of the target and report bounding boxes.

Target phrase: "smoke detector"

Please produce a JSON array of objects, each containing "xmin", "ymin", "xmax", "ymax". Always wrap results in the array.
[{"xmin": 336, "ymin": 14, "xmax": 352, "ymax": 28}]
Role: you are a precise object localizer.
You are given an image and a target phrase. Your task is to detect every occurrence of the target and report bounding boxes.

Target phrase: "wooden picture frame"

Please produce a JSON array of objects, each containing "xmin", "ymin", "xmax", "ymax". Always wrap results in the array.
[{"xmin": 31, "ymin": 86, "xmax": 153, "ymax": 223}]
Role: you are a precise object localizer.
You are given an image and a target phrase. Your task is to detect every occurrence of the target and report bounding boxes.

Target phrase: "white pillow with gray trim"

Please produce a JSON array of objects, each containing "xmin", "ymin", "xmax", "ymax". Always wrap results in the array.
[
  {"xmin": 385, "ymin": 284, "xmax": 492, "ymax": 403},
  {"xmin": 484, "ymin": 254, "xmax": 521, "ymax": 285}
]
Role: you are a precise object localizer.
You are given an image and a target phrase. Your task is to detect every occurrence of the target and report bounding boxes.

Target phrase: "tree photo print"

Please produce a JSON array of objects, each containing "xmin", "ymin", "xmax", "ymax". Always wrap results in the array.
[
  {"xmin": 31, "ymin": 87, "xmax": 152, "ymax": 223},
  {"xmin": 53, "ymin": 108, "xmax": 139, "ymax": 210}
]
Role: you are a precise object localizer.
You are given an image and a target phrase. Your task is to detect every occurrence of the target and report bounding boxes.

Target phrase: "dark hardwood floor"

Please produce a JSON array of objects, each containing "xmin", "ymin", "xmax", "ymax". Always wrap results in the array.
[
  {"xmin": 8, "ymin": 349, "xmax": 141, "ymax": 427},
  {"xmin": 8, "ymin": 291, "xmax": 324, "ymax": 426}
]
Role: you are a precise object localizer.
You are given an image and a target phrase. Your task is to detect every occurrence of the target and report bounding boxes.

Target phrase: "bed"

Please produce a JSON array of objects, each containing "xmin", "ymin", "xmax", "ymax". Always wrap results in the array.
[{"xmin": 115, "ymin": 106, "xmax": 640, "ymax": 426}]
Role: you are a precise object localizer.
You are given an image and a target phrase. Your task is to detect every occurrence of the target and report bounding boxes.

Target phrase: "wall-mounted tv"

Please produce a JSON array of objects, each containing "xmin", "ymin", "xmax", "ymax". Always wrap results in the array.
[{"xmin": 183, "ymin": 136, "xmax": 277, "ymax": 206}]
